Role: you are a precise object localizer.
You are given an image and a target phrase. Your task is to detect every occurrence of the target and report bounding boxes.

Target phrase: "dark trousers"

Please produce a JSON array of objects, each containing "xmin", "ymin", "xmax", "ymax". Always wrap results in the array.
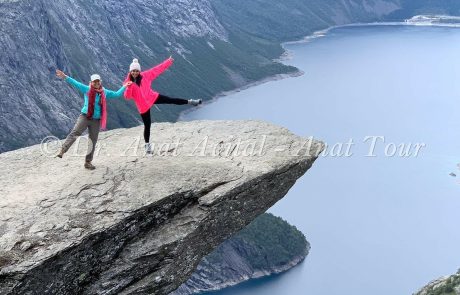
[{"xmin": 140, "ymin": 94, "xmax": 188, "ymax": 143}]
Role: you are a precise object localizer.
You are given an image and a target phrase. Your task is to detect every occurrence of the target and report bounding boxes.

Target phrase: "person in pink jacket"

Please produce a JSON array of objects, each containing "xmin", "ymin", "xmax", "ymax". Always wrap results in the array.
[{"xmin": 123, "ymin": 56, "xmax": 202, "ymax": 153}]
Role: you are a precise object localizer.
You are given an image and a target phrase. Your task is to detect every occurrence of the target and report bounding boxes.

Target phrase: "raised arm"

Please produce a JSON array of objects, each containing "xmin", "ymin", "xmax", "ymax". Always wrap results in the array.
[
  {"xmin": 105, "ymin": 81, "xmax": 132, "ymax": 99},
  {"xmin": 66, "ymin": 77, "xmax": 90, "ymax": 93},
  {"xmin": 56, "ymin": 69, "xmax": 89, "ymax": 93},
  {"xmin": 142, "ymin": 56, "xmax": 174, "ymax": 81}
]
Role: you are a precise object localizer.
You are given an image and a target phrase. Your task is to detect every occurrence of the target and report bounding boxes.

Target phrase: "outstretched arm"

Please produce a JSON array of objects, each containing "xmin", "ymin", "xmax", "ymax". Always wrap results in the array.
[
  {"xmin": 142, "ymin": 56, "xmax": 174, "ymax": 81},
  {"xmin": 105, "ymin": 81, "xmax": 132, "ymax": 99},
  {"xmin": 56, "ymin": 69, "xmax": 89, "ymax": 93}
]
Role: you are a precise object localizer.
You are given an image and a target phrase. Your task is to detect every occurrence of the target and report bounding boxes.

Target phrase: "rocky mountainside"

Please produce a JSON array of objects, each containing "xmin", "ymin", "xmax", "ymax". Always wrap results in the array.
[
  {"xmin": 172, "ymin": 213, "xmax": 310, "ymax": 295},
  {"xmin": 414, "ymin": 270, "xmax": 460, "ymax": 295},
  {"xmin": 0, "ymin": 0, "xmax": 297, "ymax": 152},
  {"xmin": 0, "ymin": 119, "xmax": 324, "ymax": 294},
  {"xmin": 211, "ymin": 0, "xmax": 401, "ymax": 41},
  {"xmin": 5, "ymin": 0, "xmax": 459, "ymax": 153},
  {"xmin": 391, "ymin": 0, "xmax": 460, "ymax": 19}
]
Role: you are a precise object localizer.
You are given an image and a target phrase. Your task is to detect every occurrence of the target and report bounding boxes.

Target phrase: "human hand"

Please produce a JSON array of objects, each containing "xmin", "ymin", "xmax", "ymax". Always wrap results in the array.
[
  {"xmin": 169, "ymin": 55, "xmax": 174, "ymax": 62},
  {"xmin": 56, "ymin": 69, "xmax": 67, "ymax": 79},
  {"xmin": 123, "ymin": 81, "xmax": 133, "ymax": 87}
]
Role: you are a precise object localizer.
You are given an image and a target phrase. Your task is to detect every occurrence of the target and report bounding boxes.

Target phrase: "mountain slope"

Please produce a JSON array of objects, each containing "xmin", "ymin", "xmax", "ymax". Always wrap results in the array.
[
  {"xmin": 210, "ymin": 0, "xmax": 401, "ymax": 41},
  {"xmin": 414, "ymin": 270, "xmax": 460, "ymax": 295},
  {"xmin": 2, "ymin": 0, "xmax": 460, "ymax": 153},
  {"xmin": 0, "ymin": 0, "xmax": 297, "ymax": 152},
  {"xmin": 172, "ymin": 213, "xmax": 310, "ymax": 294}
]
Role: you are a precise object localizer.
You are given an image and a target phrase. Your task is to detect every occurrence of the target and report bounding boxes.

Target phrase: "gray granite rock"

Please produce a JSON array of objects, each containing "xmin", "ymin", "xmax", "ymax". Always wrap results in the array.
[
  {"xmin": 0, "ymin": 120, "xmax": 323, "ymax": 294},
  {"xmin": 413, "ymin": 271, "xmax": 460, "ymax": 295}
]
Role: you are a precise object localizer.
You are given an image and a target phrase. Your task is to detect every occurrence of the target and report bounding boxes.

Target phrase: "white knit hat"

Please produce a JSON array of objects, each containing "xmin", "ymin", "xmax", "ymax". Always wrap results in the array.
[{"xmin": 129, "ymin": 58, "xmax": 141, "ymax": 72}]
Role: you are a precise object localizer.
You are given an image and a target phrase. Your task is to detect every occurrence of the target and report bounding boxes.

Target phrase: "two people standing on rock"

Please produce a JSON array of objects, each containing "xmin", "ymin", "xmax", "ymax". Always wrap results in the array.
[{"xmin": 55, "ymin": 56, "xmax": 202, "ymax": 169}]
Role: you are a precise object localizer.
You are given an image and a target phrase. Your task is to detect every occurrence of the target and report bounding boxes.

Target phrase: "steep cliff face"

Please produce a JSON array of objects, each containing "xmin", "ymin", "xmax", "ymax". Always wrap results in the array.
[
  {"xmin": 0, "ymin": 0, "xmax": 75, "ymax": 151},
  {"xmin": 0, "ymin": 120, "xmax": 324, "ymax": 294}
]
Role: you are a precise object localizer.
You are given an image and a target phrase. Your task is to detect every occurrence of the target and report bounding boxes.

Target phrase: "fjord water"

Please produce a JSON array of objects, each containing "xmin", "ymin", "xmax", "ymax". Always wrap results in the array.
[{"xmin": 180, "ymin": 25, "xmax": 460, "ymax": 295}]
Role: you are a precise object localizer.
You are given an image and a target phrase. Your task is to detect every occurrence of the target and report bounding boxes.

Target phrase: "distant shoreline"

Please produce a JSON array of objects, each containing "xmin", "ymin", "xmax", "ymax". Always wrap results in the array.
[
  {"xmin": 196, "ymin": 253, "xmax": 307, "ymax": 294},
  {"xmin": 177, "ymin": 69, "xmax": 304, "ymax": 121},
  {"xmin": 179, "ymin": 15, "xmax": 460, "ymax": 122}
]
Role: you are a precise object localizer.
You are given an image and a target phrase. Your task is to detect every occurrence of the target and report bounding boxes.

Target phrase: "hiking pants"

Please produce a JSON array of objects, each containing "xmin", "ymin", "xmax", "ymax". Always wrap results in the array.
[{"xmin": 62, "ymin": 114, "xmax": 100, "ymax": 162}]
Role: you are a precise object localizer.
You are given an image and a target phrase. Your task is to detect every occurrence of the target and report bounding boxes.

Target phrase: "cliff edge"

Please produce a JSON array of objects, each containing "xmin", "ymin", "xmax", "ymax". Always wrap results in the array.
[{"xmin": 0, "ymin": 120, "xmax": 323, "ymax": 294}]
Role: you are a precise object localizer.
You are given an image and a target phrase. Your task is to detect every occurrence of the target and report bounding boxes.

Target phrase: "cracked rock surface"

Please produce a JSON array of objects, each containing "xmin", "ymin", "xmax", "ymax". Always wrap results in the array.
[{"xmin": 0, "ymin": 120, "xmax": 323, "ymax": 295}]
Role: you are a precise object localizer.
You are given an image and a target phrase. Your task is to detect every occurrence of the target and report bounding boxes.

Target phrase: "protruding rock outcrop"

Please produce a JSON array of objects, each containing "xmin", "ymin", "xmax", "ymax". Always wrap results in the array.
[
  {"xmin": 0, "ymin": 120, "xmax": 323, "ymax": 294},
  {"xmin": 414, "ymin": 270, "xmax": 460, "ymax": 295}
]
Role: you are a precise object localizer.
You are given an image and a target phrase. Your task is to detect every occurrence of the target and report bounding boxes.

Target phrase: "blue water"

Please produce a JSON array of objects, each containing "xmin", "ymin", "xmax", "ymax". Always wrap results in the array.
[{"xmin": 180, "ymin": 25, "xmax": 460, "ymax": 295}]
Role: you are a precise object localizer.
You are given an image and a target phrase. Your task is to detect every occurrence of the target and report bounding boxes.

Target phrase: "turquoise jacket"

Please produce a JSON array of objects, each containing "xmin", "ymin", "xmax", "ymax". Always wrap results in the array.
[{"xmin": 65, "ymin": 76, "xmax": 126, "ymax": 119}]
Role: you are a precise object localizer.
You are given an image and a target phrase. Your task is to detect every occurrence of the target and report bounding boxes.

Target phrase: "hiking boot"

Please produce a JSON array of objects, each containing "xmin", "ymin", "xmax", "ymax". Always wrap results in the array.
[
  {"xmin": 188, "ymin": 99, "xmax": 202, "ymax": 106},
  {"xmin": 56, "ymin": 150, "xmax": 64, "ymax": 158},
  {"xmin": 84, "ymin": 161, "xmax": 96, "ymax": 170}
]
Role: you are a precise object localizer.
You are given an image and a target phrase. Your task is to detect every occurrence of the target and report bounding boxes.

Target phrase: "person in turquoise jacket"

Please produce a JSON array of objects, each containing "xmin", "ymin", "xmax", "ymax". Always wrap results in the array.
[{"xmin": 55, "ymin": 69, "xmax": 132, "ymax": 170}]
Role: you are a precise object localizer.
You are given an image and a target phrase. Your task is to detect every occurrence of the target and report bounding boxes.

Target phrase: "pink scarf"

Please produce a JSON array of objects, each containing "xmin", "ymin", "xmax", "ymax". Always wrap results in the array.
[{"xmin": 87, "ymin": 85, "xmax": 107, "ymax": 130}]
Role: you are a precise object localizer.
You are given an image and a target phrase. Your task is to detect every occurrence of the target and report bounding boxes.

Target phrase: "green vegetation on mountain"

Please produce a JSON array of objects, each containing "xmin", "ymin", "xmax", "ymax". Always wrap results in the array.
[
  {"xmin": 415, "ymin": 270, "xmax": 460, "ymax": 295},
  {"xmin": 206, "ymin": 213, "xmax": 309, "ymax": 269}
]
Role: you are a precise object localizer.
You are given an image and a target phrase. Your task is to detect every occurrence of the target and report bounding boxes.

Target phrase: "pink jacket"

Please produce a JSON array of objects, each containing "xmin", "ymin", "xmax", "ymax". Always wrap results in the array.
[{"xmin": 123, "ymin": 57, "xmax": 173, "ymax": 114}]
